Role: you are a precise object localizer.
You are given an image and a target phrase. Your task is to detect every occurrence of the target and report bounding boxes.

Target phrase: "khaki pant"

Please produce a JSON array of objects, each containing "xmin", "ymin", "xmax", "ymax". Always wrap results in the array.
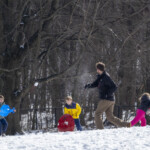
[{"xmin": 95, "ymin": 100, "xmax": 130, "ymax": 129}]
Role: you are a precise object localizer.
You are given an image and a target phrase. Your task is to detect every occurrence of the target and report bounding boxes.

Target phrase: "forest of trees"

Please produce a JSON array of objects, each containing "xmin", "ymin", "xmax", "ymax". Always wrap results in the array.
[{"xmin": 0, "ymin": 0, "xmax": 150, "ymax": 134}]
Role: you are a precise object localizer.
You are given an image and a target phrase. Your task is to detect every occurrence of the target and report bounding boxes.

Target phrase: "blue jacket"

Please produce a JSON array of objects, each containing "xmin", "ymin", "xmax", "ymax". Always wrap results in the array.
[{"xmin": 0, "ymin": 103, "xmax": 15, "ymax": 118}]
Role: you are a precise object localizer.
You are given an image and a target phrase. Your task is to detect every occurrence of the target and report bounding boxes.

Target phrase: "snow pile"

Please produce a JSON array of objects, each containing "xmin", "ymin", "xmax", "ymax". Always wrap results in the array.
[{"xmin": 0, "ymin": 127, "xmax": 150, "ymax": 150}]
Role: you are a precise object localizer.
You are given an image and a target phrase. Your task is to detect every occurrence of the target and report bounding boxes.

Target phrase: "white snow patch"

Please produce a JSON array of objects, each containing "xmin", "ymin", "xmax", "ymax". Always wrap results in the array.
[
  {"xmin": 20, "ymin": 22, "xmax": 24, "ymax": 25},
  {"xmin": 64, "ymin": 121, "xmax": 69, "ymax": 126},
  {"xmin": 20, "ymin": 45, "xmax": 24, "ymax": 48},
  {"xmin": 0, "ymin": 127, "xmax": 150, "ymax": 150}
]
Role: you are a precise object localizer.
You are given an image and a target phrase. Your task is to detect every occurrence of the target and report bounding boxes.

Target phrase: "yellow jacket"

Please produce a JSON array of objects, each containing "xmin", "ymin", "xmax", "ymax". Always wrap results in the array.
[{"xmin": 64, "ymin": 102, "xmax": 81, "ymax": 119}]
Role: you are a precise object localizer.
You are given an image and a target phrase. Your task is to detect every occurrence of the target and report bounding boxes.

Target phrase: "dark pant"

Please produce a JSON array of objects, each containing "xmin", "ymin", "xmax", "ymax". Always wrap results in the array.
[
  {"xmin": 74, "ymin": 119, "xmax": 82, "ymax": 131},
  {"xmin": 0, "ymin": 118, "xmax": 8, "ymax": 135}
]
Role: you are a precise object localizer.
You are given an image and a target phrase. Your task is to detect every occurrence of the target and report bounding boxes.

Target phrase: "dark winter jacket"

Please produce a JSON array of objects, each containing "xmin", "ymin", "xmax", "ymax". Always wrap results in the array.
[
  {"xmin": 87, "ymin": 72, "xmax": 117, "ymax": 101},
  {"xmin": 138, "ymin": 95, "xmax": 150, "ymax": 112}
]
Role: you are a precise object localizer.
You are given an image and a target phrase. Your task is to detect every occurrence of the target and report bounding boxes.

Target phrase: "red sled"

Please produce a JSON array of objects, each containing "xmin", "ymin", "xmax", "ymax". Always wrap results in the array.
[{"xmin": 57, "ymin": 114, "xmax": 75, "ymax": 132}]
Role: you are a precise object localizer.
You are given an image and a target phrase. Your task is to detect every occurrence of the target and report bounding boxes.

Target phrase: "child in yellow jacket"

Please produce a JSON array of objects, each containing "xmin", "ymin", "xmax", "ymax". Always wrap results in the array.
[{"xmin": 64, "ymin": 96, "xmax": 82, "ymax": 131}]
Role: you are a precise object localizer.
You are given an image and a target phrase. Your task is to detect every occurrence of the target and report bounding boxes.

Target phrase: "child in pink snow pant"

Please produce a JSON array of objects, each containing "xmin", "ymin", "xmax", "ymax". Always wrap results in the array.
[
  {"xmin": 131, "ymin": 109, "xmax": 146, "ymax": 127},
  {"xmin": 130, "ymin": 93, "xmax": 150, "ymax": 127}
]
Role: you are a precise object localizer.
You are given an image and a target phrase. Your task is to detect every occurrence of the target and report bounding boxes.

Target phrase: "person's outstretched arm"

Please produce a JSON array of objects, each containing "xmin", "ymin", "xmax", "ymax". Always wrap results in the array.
[{"xmin": 85, "ymin": 76, "xmax": 99, "ymax": 89}]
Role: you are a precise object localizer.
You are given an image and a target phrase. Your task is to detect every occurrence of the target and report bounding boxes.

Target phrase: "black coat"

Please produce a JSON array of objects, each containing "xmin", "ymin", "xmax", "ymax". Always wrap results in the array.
[
  {"xmin": 138, "ymin": 95, "xmax": 150, "ymax": 112},
  {"xmin": 88, "ymin": 71, "xmax": 117, "ymax": 101}
]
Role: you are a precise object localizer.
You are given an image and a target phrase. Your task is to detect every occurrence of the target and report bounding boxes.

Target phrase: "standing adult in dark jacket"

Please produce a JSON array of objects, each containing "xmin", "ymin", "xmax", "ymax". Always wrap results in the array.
[{"xmin": 85, "ymin": 62, "xmax": 130, "ymax": 129}]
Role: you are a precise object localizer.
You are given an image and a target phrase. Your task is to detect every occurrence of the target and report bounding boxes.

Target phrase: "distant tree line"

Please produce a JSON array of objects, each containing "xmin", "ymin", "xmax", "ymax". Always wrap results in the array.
[{"xmin": 0, "ymin": 0, "xmax": 150, "ymax": 134}]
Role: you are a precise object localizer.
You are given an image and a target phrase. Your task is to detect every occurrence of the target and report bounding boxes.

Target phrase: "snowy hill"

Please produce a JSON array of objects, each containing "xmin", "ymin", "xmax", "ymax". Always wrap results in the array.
[{"xmin": 0, "ymin": 127, "xmax": 150, "ymax": 150}]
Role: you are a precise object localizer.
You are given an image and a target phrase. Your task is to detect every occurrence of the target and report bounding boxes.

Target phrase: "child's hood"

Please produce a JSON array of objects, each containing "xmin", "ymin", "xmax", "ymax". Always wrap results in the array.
[
  {"xmin": 65, "ymin": 102, "xmax": 76, "ymax": 108},
  {"xmin": 141, "ymin": 95, "xmax": 150, "ymax": 104}
]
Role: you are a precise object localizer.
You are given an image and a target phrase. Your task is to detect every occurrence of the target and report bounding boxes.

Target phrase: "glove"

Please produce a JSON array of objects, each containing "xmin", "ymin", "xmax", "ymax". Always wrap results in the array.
[
  {"xmin": 11, "ymin": 107, "xmax": 16, "ymax": 113},
  {"xmin": 146, "ymin": 109, "xmax": 150, "ymax": 115},
  {"xmin": 84, "ymin": 84, "xmax": 91, "ymax": 89}
]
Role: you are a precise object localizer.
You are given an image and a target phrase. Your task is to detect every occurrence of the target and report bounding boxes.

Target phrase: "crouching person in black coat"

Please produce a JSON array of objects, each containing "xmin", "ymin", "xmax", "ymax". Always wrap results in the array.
[{"xmin": 85, "ymin": 62, "xmax": 130, "ymax": 129}]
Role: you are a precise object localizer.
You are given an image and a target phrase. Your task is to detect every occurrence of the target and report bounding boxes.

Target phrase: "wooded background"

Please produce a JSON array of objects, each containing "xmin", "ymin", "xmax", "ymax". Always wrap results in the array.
[{"xmin": 0, "ymin": 0, "xmax": 150, "ymax": 134}]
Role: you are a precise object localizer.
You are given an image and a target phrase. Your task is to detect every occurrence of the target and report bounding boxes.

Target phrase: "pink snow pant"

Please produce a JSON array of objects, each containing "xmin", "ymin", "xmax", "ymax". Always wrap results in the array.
[{"xmin": 131, "ymin": 109, "xmax": 146, "ymax": 127}]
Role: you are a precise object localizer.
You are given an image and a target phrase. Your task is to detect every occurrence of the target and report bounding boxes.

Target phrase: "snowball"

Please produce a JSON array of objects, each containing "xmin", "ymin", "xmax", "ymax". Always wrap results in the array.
[{"xmin": 34, "ymin": 82, "xmax": 39, "ymax": 87}]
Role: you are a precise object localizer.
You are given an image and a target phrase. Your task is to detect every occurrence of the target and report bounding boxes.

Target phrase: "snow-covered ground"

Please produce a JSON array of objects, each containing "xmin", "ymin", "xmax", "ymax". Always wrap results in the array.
[{"xmin": 0, "ymin": 127, "xmax": 150, "ymax": 150}]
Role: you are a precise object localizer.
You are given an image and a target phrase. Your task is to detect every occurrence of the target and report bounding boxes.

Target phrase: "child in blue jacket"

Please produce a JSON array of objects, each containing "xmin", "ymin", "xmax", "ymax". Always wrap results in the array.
[{"xmin": 0, "ymin": 95, "xmax": 16, "ymax": 136}]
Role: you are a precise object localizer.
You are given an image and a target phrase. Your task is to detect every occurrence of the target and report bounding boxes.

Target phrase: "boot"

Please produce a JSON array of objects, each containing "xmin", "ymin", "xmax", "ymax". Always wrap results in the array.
[
  {"xmin": 127, "ymin": 122, "xmax": 131, "ymax": 127},
  {"xmin": 2, "ymin": 133, "xmax": 6, "ymax": 137}
]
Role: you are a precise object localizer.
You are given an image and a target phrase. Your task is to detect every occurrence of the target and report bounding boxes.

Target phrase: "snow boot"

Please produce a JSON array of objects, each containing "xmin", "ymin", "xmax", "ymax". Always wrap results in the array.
[
  {"xmin": 2, "ymin": 133, "xmax": 6, "ymax": 137},
  {"xmin": 127, "ymin": 123, "xmax": 131, "ymax": 127}
]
